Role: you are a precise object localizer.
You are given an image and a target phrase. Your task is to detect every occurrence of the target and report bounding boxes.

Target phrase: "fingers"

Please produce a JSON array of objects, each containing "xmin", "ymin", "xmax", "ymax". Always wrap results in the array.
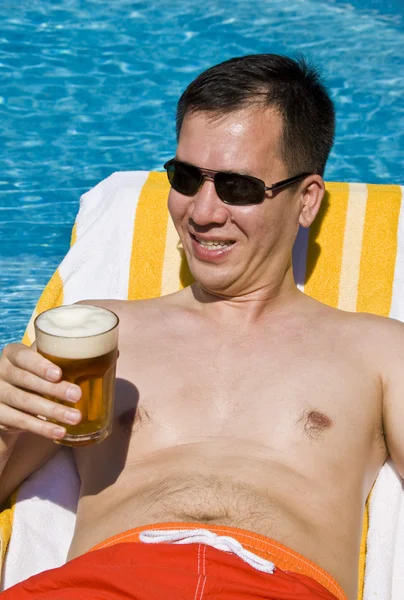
[
  {"xmin": 1, "ymin": 381, "xmax": 81, "ymax": 421},
  {"xmin": 1, "ymin": 343, "xmax": 81, "ymax": 403},
  {"xmin": 0, "ymin": 343, "xmax": 82, "ymax": 440},
  {"xmin": 0, "ymin": 403, "xmax": 67, "ymax": 440},
  {"xmin": 2, "ymin": 342, "xmax": 61, "ymax": 383},
  {"xmin": 7, "ymin": 364, "xmax": 81, "ymax": 403},
  {"xmin": 0, "ymin": 382, "xmax": 82, "ymax": 440}
]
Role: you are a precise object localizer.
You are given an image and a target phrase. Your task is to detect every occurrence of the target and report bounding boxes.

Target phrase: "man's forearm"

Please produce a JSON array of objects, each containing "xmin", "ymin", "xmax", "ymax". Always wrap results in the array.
[
  {"xmin": 0, "ymin": 432, "xmax": 21, "ymax": 504},
  {"xmin": 0, "ymin": 431, "xmax": 59, "ymax": 507}
]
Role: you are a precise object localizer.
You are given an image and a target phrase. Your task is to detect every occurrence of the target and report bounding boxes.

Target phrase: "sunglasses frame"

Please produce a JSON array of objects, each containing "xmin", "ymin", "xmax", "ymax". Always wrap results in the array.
[{"xmin": 163, "ymin": 159, "xmax": 313, "ymax": 205}]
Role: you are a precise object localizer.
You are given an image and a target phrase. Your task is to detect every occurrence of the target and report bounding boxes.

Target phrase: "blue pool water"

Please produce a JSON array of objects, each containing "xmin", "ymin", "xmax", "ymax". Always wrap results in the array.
[{"xmin": 0, "ymin": 0, "xmax": 403, "ymax": 347}]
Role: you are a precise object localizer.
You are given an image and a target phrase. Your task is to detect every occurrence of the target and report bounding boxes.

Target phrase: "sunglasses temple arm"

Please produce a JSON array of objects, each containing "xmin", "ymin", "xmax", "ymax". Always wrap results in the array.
[{"xmin": 267, "ymin": 173, "xmax": 312, "ymax": 192}]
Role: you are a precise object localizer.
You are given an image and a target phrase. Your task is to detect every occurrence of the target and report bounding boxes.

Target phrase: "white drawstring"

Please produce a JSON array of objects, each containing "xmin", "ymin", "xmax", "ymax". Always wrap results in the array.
[{"xmin": 139, "ymin": 528, "xmax": 276, "ymax": 574}]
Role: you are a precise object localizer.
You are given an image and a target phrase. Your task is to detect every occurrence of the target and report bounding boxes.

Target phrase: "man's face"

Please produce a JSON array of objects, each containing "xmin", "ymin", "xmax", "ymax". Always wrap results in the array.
[{"xmin": 168, "ymin": 107, "xmax": 303, "ymax": 298}]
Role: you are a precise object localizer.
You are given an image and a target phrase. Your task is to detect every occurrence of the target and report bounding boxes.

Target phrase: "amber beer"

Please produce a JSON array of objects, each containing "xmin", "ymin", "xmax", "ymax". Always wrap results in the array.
[{"xmin": 34, "ymin": 305, "xmax": 119, "ymax": 446}]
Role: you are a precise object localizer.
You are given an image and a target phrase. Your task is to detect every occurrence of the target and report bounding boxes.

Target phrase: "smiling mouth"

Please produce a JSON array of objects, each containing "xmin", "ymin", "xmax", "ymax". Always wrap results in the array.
[{"xmin": 190, "ymin": 233, "xmax": 236, "ymax": 250}]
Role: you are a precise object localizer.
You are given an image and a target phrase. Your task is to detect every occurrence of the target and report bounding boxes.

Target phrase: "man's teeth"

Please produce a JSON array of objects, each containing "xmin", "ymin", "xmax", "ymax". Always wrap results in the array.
[{"xmin": 197, "ymin": 239, "xmax": 233, "ymax": 249}]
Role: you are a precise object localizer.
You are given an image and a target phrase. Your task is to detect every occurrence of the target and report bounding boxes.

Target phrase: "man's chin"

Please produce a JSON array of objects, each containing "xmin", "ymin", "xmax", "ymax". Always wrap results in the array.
[
  {"xmin": 190, "ymin": 273, "xmax": 243, "ymax": 301},
  {"xmin": 185, "ymin": 256, "xmax": 244, "ymax": 298}
]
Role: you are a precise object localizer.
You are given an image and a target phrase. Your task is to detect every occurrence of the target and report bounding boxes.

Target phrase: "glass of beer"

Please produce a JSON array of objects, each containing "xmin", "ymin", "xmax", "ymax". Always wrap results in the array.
[{"xmin": 34, "ymin": 304, "xmax": 119, "ymax": 446}]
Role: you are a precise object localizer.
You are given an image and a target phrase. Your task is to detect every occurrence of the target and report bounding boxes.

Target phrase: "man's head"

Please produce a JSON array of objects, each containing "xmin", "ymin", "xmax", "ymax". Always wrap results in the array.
[
  {"xmin": 176, "ymin": 54, "xmax": 335, "ymax": 178},
  {"xmin": 167, "ymin": 54, "xmax": 335, "ymax": 299}
]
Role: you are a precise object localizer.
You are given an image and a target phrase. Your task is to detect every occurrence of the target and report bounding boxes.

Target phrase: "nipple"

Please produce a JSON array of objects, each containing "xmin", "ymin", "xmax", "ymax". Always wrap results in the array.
[{"xmin": 299, "ymin": 409, "xmax": 333, "ymax": 441}]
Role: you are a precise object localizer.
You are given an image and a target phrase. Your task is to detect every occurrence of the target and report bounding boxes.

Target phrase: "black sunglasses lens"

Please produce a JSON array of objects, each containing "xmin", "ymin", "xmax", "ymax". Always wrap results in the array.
[
  {"xmin": 166, "ymin": 161, "xmax": 201, "ymax": 196},
  {"xmin": 215, "ymin": 173, "xmax": 264, "ymax": 205}
]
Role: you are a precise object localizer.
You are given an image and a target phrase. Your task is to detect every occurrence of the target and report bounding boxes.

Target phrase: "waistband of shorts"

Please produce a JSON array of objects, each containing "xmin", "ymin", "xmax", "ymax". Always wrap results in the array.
[{"xmin": 90, "ymin": 521, "xmax": 347, "ymax": 600}]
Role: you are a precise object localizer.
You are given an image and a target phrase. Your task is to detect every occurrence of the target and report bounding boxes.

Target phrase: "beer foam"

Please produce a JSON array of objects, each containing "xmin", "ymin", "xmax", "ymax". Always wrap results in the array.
[{"xmin": 35, "ymin": 305, "xmax": 119, "ymax": 359}]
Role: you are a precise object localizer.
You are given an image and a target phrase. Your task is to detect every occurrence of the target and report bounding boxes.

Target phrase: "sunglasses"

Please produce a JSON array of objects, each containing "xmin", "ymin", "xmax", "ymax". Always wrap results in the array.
[{"xmin": 163, "ymin": 159, "xmax": 312, "ymax": 206}]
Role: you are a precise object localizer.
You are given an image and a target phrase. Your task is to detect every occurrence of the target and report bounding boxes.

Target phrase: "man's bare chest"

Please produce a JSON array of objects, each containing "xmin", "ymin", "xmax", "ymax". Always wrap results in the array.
[
  {"xmin": 109, "ymin": 330, "xmax": 381, "ymax": 455},
  {"xmin": 73, "ymin": 324, "xmax": 385, "ymax": 539}
]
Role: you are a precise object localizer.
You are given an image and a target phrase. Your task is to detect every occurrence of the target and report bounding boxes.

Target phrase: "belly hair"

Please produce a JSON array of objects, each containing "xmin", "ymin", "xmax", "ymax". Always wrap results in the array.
[{"xmin": 139, "ymin": 473, "xmax": 280, "ymax": 527}]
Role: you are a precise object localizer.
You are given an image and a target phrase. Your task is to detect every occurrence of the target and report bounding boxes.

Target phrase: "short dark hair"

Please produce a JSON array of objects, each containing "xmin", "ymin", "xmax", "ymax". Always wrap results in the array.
[{"xmin": 176, "ymin": 54, "xmax": 335, "ymax": 177}]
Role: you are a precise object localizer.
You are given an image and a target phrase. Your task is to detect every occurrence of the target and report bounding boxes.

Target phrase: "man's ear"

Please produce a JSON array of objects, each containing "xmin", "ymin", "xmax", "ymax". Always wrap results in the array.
[{"xmin": 298, "ymin": 175, "xmax": 325, "ymax": 228}]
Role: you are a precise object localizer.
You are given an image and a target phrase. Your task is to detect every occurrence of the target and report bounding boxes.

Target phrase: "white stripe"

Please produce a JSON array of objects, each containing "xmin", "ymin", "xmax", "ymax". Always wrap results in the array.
[
  {"xmin": 161, "ymin": 214, "xmax": 182, "ymax": 296},
  {"xmin": 59, "ymin": 171, "xmax": 149, "ymax": 303},
  {"xmin": 389, "ymin": 186, "xmax": 404, "ymax": 322},
  {"xmin": 338, "ymin": 183, "xmax": 368, "ymax": 312}
]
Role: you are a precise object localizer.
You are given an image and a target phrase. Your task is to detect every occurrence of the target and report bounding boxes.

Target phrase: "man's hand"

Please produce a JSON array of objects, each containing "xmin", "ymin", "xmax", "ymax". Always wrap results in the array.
[{"xmin": 0, "ymin": 343, "xmax": 82, "ymax": 441}]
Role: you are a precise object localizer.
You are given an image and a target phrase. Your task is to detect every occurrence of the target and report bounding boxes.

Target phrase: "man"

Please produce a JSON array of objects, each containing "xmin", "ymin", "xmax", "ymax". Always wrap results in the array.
[{"xmin": 0, "ymin": 53, "xmax": 403, "ymax": 600}]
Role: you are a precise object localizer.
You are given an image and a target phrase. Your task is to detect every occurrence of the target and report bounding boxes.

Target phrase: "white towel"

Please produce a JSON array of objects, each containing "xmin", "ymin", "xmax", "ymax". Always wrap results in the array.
[
  {"xmin": 1, "ymin": 448, "xmax": 79, "ymax": 590},
  {"xmin": 2, "ymin": 173, "xmax": 404, "ymax": 600},
  {"xmin": 363, "ymin": 461, "xmax": 404, "ymax": 600}
]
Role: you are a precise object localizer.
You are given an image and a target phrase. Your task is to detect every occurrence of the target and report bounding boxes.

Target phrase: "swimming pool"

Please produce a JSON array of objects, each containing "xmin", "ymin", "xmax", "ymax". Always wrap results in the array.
[{"xmin": 1, "ymin": 0, "xmax": 403, "ymax": 347}]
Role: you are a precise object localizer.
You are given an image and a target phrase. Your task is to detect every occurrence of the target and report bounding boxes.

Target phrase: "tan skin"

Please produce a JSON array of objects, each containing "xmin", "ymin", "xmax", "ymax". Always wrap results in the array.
[{"xmin": 1, "ymin": 107, "xmax": 404, "ymax": 600}]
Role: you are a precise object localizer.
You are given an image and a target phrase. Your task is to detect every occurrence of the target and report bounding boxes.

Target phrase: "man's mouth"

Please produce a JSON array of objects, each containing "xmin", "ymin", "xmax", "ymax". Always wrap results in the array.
[{"xmin": 190, "ymin": 233, "xmax": 236, "ymax": 250}]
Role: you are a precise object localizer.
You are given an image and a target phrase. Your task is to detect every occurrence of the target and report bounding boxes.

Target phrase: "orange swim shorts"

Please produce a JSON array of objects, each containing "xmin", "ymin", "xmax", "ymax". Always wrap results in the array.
[{"xmin": 2, "ymin": 522, "xmax": 347, "ymax": 600}]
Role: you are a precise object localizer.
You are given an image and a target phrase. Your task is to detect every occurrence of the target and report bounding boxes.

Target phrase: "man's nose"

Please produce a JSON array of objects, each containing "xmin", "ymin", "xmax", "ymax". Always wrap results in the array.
[{"xmin": 188, "ymin": 177, "xmax": 229, "ymax": 226}]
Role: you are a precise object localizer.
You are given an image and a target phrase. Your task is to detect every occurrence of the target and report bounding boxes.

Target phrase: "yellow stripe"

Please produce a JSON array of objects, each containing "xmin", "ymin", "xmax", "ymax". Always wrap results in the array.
[
  {"xmin": 70, "ymin": 222, "xmax": 77, "ymax": 246},
  {"xmin": 338, "ymin": 184, "xmax": 368, "ymax": 312},
  {"xmin": 22, "ymin": 220, "xmax": 77, "ymax": 345},
  {"xmin": 21, "ymin": 269, "xmax": 64, "ymax": 345},
  {"xmin": 357, "ymin": 185, "xmax": 402, "ymax": 315},
  {"xmin": 179, "ymin": 246, "xmax": 194, "ymax": 290},
  {"xmin": 357, "ymin": 505, "xmax": 368, "ymax": 600},
  {"xmin": 0, "ymin": 489, "xmax": 18, "ymax": 576},
  {"xmin": 36, "ymin": 269, "xmax": 64, "ymax": 313},
  {"xmin": 22, "ymin": 311, "xmax": 36, "ymax": 346},
  {"xmin": 304, "ymin": 183, "xmax": 349, "ymax": 307},
  {"xmin": 128, "ymin": 172, "xmax": 170, "ymax": 300}
]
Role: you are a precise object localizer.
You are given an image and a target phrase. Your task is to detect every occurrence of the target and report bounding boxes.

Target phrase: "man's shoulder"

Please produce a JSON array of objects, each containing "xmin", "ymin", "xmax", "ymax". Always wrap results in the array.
[
  {"xmin": 333, "ymin": 308, "xmax": 404, "ymax": 335},
  {"xmin": 307, "ymin": 298, "xmax": 403, "ymax": 351},
  {"xmin": 75, "ymin": 291, "xmax": 191, "ymax": 325},
  {"xmin": 324, "ymin": 307, "xmax": 404, "ymax": 365}
]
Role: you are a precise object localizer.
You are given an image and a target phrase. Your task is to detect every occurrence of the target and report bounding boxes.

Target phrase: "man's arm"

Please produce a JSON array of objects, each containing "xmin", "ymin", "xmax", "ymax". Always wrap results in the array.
[
  {"xmin": 0, "ymin": 343, "xmax": 81, "ymax": 505},
  {"xmin": 381, "ymin": 318, "xmax": 404, "ymax": 479},
  {"xmin": 0, "ymin": 430, "xmax": 20, "ymax": 503},
  {"xmin": 0, "ymin": 432, "xmax": 58, "ymax": 506}
]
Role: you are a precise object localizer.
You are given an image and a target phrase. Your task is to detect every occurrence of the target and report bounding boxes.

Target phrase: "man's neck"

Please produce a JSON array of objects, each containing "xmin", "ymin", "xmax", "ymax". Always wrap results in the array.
[{"xmin": 189, "ymin": 267, "xmax": 306, "ymax": 328}]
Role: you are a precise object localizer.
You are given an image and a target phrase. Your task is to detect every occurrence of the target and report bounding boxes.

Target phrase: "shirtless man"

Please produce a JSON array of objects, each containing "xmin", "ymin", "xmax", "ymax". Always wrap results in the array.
[{"xmin": 0, "ymin": 54, "xmax": 403, "ymax": 600}]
